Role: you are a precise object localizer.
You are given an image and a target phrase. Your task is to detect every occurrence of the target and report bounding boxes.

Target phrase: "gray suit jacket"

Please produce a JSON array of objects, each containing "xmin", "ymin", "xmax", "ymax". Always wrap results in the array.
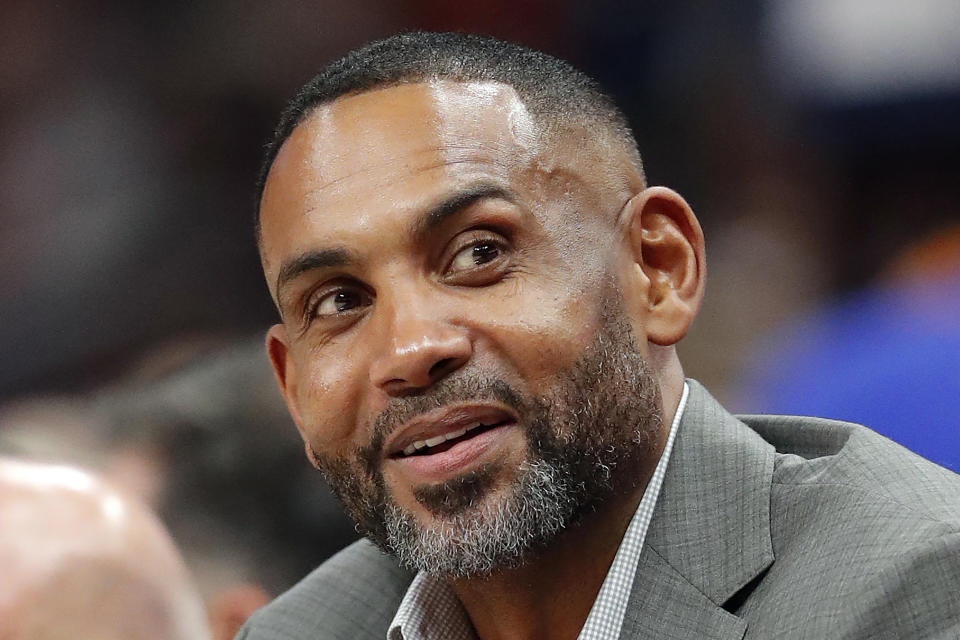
[{"xmin": 238, "ymin": 380, "xmax": 960, "ymax": 639}]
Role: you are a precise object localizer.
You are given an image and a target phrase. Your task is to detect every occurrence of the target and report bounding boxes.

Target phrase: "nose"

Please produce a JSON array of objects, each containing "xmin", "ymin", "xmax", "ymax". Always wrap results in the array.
[{"xmin": 369, "ymin": 302, "xmax": 473, "ymax": 396}]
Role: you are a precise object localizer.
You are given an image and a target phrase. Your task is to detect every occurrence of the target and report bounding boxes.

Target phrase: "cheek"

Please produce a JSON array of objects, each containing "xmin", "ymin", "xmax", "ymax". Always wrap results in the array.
[
  {"xmin": 291, "ymin": 344, "xmax": 367, "ymax": 456},
  {"xmin": 480, "ymin": 275, "xmax": 608, "ymax": 386}
]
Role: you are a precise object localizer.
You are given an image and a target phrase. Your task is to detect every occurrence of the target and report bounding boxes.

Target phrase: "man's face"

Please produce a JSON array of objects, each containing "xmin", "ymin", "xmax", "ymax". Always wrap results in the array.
[{"xmin": 259, "ymin": 81, "xmax": 663, "ymax": 575}]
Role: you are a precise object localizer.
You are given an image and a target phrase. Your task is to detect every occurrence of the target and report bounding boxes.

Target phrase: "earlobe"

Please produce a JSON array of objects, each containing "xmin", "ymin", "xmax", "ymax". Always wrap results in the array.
[
  {"xmin": 623, "ymin": 187, "xmax": 706, "ymax": 346},
  {"xmin": 304, "ymin": 441, "xmax": 322, "ymax": 470}
]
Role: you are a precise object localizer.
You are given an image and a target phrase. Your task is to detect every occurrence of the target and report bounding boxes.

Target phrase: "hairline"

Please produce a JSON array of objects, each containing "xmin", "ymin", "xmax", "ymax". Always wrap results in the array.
[{"xmin": 255, "ymin": 76, "xmax": 642, "ymax": 247}]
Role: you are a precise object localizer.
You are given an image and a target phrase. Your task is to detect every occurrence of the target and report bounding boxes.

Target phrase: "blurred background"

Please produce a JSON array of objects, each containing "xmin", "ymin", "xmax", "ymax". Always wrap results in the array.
[{"xmin": 2, "ymin": 0, "xmax": 958, "ymax": 633}]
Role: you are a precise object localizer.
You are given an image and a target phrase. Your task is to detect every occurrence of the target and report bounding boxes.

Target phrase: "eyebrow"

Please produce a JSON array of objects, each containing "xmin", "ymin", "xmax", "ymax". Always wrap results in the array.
[
  {"xmin": 275, "ymin": 247, "xmax": 352, "ymax": 304},
  {"xmin": 274, "ymin": 183, "xmax": 517, "ymax": 306},
  {"xmin": 409, "ymin": 182, "xmax": 517, "ymax": 241}
]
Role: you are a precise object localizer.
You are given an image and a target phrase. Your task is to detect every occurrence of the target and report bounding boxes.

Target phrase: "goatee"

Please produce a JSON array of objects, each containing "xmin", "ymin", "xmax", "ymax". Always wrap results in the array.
[{"xmin": 313, "ymin": 309, "xmax": 663, "ymax": 578}]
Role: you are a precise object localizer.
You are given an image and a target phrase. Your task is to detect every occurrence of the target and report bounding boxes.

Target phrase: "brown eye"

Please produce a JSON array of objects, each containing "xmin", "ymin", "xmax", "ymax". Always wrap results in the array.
[
  {"xmin": 449, "ymin": 240, "xmax": 502, "ymax": 273},
  {"xmin": 312, "ymin": 288, "xmax": 370, "ymax": 318}
]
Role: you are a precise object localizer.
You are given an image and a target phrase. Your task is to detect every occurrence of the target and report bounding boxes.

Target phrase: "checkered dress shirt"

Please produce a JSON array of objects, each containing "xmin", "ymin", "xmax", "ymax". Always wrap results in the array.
[{"xmin": 387, "ymin": 382, "xmax": 689, "ymax": 640}]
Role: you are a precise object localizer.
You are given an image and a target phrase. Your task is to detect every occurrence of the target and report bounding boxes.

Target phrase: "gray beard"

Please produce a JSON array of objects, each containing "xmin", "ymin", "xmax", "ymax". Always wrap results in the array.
[
  {"xmin": 384, "ymin": 457, "xmax": 574, "ymax": 577},
  {"xmin": 314, "ymin": 309, "xmax": 663, "ymax": 579}
]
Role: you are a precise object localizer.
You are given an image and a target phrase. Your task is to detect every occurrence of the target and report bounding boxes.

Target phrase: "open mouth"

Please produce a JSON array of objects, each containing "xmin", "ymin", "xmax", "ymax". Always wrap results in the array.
[{"xmin": 395, "ymin": 421, "xmax": 507, "ymax": 458}]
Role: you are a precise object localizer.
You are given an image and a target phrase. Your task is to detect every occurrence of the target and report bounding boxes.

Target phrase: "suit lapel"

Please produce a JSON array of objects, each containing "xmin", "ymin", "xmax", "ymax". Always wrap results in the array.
[
  {"xmin": 619, "ymin": 548, "xmax": 746, "ymax": 639},
  {"xmin": 619, "ymin": 380, "xmax": 776, "ymax": 639}
]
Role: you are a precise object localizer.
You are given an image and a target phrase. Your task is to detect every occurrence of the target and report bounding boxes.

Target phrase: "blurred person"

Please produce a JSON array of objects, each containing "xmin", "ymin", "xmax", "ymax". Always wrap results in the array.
[
  {"xmin": 740, "ymin": 225, "xmax": 960, "ymax": 473},
  {"xmin": 0, "ymin": 334, "xmax": 357, "ymax": 639},
  {"xmin": 0, "ymin": 457, "xmax": 210, "ymax": 640},
  {"xmin": 92, "ymin": 335, "xmax": 359, "ymax": 600},
  {"xmin": 736, "ymin": 104, "xmax": 960, "ymax": 475},
  {"xmin": 241, "ymin": 33, "xmax": 960, "ymax": 639}
]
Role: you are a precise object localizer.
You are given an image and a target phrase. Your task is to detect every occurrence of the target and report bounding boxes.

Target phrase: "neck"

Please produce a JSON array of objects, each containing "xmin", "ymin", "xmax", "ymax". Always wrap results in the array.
[{"xmin": 448, "ymin": 423, "xmax": 669, "ymax": 640}]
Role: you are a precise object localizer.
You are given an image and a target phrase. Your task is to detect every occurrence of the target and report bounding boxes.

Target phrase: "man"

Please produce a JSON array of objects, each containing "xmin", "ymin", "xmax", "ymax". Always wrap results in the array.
[
  {"xmin": 0, "ymin": 457, "xmax": 210, "ymax": 639},
  {"xmin": 242, "ymin": 32, "xmax": 960, "ymax": 639}
]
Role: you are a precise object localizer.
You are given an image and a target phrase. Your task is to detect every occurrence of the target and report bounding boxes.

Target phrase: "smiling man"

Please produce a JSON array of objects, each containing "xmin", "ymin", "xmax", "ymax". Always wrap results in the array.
[{"xmin": 241, "ymin": 32, "xmax": 960, "ymax": 640}]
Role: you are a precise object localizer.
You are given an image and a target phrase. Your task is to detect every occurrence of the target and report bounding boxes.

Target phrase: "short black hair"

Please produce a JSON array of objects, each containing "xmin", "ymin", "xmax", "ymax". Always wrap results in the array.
[{"xmin": 255, "ymin": 31, "xmax": 642, "ymax": 235}]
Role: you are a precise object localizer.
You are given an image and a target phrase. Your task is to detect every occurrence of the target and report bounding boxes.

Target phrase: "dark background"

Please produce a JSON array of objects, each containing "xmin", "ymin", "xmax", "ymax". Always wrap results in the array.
[
  {"xmin": 2, "ymin": 0, "xmax": 958, "ymax": 603},
  {"xmin": 2, "ymin": 1, "xmax": 958, "ymax": 401}
]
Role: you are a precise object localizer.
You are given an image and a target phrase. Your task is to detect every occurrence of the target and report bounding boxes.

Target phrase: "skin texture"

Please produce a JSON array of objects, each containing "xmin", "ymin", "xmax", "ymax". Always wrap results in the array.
[
  {"xmin": 0, "ymin": 458, "xmax": 211, "ymax": 640},
  {"xmin": 260, "ymin": 80, "xmax": 705, "ymax": 640}
]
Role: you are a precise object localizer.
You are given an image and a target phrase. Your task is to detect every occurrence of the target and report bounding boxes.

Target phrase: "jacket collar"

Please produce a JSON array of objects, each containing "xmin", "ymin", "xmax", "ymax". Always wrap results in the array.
[{"xmin": 619, "ymin": 380, "xmax": 776, "ymax": 639}]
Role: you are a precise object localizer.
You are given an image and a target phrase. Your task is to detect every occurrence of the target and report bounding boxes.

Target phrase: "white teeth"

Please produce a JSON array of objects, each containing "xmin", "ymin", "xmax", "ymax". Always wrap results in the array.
[
  {"xmin": 424, "ymin": 434, "xmax": 446, "ymax": 447},
  {"xmin": 401, "ymin": 422, "xmax": 489, "ymax": 456}
]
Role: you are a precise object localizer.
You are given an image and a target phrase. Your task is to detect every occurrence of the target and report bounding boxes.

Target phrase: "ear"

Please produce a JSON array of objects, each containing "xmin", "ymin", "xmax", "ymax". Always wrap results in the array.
[
  {"xmin": 621, "ymin": 186, "xmax": 706, "ymax": 346},
  {"xmin": 265, "ymin": 324, "xmax": 309, "ymax": 442}
]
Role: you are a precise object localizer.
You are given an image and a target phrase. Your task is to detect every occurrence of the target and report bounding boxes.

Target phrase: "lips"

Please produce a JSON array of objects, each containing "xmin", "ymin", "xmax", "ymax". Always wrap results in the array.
[
  {"xmin": 386, "ymin": 404, "xmax": 516, "ymax": 459},
  {"xmin": 380, "ymin": 404, "xmax": 521, "ymax": 483},
  {"xmin": 399, "ymin": 420, "xmax": 498, "ymax": 456}
]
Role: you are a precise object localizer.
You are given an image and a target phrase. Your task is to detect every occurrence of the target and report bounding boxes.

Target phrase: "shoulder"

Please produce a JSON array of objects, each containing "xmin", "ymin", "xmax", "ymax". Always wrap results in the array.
[
  {"xmin": 739, "ymin": 412, "xmax": 960, "ymax": 526},
  {"xmin": 735, "ymin": 414, "xmax": 960, "ymax": 637},
  {"xmin": 237, "ymin": 539, "xmax": 414, "ymax": 640}
]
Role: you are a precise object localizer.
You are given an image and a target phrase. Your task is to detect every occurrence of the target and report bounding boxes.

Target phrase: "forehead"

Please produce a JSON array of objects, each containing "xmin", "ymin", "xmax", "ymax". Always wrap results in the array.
[
  {"xmin": 288, "ymin": 80, "xmax": 540, "ymax": 182},
  {"xmin": 258, "ymin": 81, "xmax": 544, "ymax": 271}
]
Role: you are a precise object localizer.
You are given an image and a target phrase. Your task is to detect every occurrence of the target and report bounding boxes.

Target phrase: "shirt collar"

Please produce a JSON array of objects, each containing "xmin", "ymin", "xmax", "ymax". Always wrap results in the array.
[{"xmin": 389, "ymin": 382, "xmax": 689, "ymax": 640}]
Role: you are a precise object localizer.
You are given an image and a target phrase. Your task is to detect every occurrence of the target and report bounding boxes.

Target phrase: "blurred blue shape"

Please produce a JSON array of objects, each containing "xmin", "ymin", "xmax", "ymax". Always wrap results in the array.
[{"xmin": 745, "ymin": 271, "xmax": 960, "ymax": 472}]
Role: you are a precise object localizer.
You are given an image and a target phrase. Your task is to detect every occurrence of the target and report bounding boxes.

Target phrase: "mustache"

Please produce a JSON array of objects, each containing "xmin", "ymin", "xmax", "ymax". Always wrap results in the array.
[{"xmin": 357, "ymin": 374, "xmax": 527, "ymax": 475}]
